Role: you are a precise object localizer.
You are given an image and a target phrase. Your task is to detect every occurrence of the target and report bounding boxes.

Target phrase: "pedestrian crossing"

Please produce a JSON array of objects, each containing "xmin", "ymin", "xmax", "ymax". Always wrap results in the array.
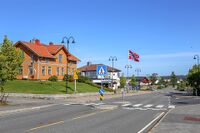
[
  {"xmin": 121, "ymin": 103, "xmax": 175, "ymax": 111},
  {"xmin": 62, "ymin": 102, "xmax": 175, "ymax": 111}
]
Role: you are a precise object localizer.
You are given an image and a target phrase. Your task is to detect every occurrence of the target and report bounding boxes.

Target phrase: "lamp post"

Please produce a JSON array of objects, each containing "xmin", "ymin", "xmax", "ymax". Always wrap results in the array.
[
  {"xmin": 109, "ymin": 56, "xmax": 117, "ymax": 93},
  {"xmin": 135, "ymin": 68, "xmax": 141, "ymax": 90},
  {"xmin": 125, "ymin": 64, "xmax": 132, "ymax": 92},
  {"xmin": 194, "ymin": 54, "xmax": 199, "ymax": 72},
  {"xmin": 61, "ymin": 36, "xmax": 75, "ymax": 94}
]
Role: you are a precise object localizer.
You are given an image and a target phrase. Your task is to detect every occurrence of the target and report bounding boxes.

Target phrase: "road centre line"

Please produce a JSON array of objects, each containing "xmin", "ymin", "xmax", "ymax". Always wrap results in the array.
[
  {"xmin": 137, "ymin": 112, "xmax": 165, "ymax": 133},
  {"xmin": 26, "ymin": 109, "xmax": 113, "ymax": 132},
  {"xmin": 26, "ymin": 121, "xmax": 64, "ymax": 132}
]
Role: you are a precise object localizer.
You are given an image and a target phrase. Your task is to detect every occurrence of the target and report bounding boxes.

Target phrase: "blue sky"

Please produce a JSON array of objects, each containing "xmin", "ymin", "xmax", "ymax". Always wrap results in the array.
[{"xmin": 0, "ymin": 0, "xmax": 200, "ymax": 76}]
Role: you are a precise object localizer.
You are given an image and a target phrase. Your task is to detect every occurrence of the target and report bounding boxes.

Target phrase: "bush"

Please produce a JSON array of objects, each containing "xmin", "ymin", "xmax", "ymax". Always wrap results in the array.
[
  {"xmin": 77, "ymin": 76, "xmax": 90, "ymax": 83},
  {"xmin": 48, "ymin": 75, "xmax": 58, "ymax": 82}
]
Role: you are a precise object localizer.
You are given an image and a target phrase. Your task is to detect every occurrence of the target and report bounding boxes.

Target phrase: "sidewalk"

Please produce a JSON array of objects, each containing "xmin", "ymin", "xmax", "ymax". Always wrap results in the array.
[{"xmin": 151, "ymin": 104, "xmax": 200, "ymax": 133}]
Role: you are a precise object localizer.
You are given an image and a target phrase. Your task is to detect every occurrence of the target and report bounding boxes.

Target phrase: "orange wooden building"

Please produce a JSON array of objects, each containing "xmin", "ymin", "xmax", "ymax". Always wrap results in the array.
[{"xmin": 14, "ymin": 39, "xmax": 80, "ymax": 80}]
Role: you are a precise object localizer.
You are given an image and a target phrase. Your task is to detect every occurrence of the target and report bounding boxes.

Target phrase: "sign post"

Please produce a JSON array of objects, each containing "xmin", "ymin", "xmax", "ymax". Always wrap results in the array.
[
  {"xmin": 96, "ymin": 65, "xmax": 107, "ymax": 101},
  {"xmin": 73, "ymin": 70, "xmax": 79, "ymax": 94}
]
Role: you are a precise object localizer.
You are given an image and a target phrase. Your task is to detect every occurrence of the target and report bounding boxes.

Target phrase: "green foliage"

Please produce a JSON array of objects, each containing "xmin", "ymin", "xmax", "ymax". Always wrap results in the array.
[
  {"xmin": 4, "ymin": 80, "xmax": 102, "ymax": 94},
  {"xmin": 0, "ymin": 36, "xmax": 23, "ymax": 81},
  {"xmin": 150, "ymin": 73, "xmax": 157, "ymax": 85},
  {"xmin": 170, "ymin": 71, "xmax": 177, "ymax": 87},
  {"xmin": 130, "ymin": 75, "xmax": 137, "ymax": 87},
  {"xmin": 158, "ymin": 77, "xmax": 168, "ymax": 87},
  {"xmin": 187, "ymin": 65, "xmax": 200, "ymax": 96},
  {"xmin": 177, "ymin": 80, "xmax": 187, "ymax": 91},
  {"xmin": 0, "ymin": 54, "xmax": 7, "ymax": 88},
  {"xmin": 48, "ymin": 75, "xmax": 58, "ymax": 82},
  {"xmin": 63, "ymin": 74, "xmax": 74, "ymax": 82},
  {"xmin": 77, "ymin": 76, "xmax": 91, "ymax": 83},
  {"xmin": 120, "ymin": 74, "xmax": 126, "ymax": 88}
]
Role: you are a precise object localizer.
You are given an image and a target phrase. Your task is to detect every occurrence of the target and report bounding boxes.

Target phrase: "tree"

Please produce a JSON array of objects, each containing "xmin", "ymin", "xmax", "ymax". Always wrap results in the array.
[
  {"xmin": 170, "ymin": 71, "xmax": 177, "ymax": 87},
  {"xmin": 0, "ymin": 54, "xmax": 7, "ymax": 91},
  {"xmin": 120, "ymin": 74, "xmax": 126, "ymax": 88},
  {"xmin": 150, "ymin": 73, "xmax": 157, "ymax": 85},
  {"xmin": 130, "ymin": 75, "xmax": 137, "ymax": 88},
  {"xmin": 0, "ymin": 36, "xmax": 23, "ymax": 80},
  {"xmin": 187, "ymin": 65, "xmax": 200, "ymax": 96}
]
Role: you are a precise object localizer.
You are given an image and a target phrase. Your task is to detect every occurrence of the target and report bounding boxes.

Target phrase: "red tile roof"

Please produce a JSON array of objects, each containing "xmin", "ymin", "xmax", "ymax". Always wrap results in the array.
[
  {"xmin": 14, "ymin": 40, "xmax": 80, "ymax": 61},
  {"xmin": 78, "ymin": 64, "xmax": 121, "ymax": 72}
]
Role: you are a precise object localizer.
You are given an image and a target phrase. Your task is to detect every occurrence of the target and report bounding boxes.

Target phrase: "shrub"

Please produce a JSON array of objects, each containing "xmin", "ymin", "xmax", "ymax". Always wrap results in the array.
[
  {"xmin": 48, "ymin": 75, "xmax": 58, "ymax": 82},
  {"xmin": 77, "ymin": 76, "xmax": 90, "ymax": 83}
]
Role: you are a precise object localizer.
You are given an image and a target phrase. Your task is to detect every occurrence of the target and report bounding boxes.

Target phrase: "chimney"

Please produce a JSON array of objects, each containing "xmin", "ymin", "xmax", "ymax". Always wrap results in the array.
[
  {"xmin": 35, "ymin": 39, "xmax": 40, "ymax": 45},
  {"xmin": 49, "ymin": 42, "xmax": 54, "ymax": 45},
  {"xmin": 87, "ymin": 62, "xmax": 92, "ymax": 66}
]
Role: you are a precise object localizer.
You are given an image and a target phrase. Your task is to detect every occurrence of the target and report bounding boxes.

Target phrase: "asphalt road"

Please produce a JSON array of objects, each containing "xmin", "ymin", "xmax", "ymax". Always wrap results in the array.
[{"xmin": 0, "ymin": 89, "xmax": 175, "ymax": 133}]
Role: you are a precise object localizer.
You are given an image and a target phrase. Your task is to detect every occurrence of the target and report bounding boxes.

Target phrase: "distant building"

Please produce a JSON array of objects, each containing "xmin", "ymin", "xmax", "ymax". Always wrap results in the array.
[
  {"xmin": 78, "ymin": 62, "xmax": 121, "ymax": 90},
  {"xmin": 14, "ymin": 39, "xmax": 80, "ymax": 80}
]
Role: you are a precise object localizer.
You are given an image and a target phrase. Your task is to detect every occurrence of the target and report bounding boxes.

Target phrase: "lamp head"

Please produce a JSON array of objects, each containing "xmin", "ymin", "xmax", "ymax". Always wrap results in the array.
[
  {"xmin": 72, "ymin": 39, "xmax": 75, "ymax": 44},
  {"xmin": 61, "ymin": 40, "xmax": 65, "ymax": 44}
]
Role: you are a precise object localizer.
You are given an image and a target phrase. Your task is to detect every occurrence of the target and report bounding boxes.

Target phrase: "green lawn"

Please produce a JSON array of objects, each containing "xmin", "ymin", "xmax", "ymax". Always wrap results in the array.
[{"xmin": 4, "ymin": 80, "xmax": 102, "ymax": 94}]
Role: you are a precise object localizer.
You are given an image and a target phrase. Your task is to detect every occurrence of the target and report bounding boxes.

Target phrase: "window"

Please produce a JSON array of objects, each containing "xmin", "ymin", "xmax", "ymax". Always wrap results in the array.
[
  {"xmin": 61, "ymin": 67, "xmax": 64, "ymax": 76},
  {"xmin": 29, "ymin": 66, "xmax": 33, "ymax": 75},
  {"xmin": 30, "ymin": 54, "xmax": 34, "ymax": 63},
  {"xmin": 42, "ymin": 66, "xmax": 46, "ymax": 76},
  {"xmin": 45, "ymin": 58, "xmax": 49, "ymax": 63},
  {"xmin": 19, "ymin": 66, "xmax": 23, "ymax": 75},
  {"xmin": 59, "ymin": 54, "xmax": 62, "ymax": 63},
  {"xmin": 48, "ymin": 66, "xmax": 52, "ymax": 75},
  {"xmin": 56, "ymin": 67, "xmax": 60, "ymax": 76},
  {"xmin": 72, "ymin": 68, "xmax": 74, "ymax": 75}
]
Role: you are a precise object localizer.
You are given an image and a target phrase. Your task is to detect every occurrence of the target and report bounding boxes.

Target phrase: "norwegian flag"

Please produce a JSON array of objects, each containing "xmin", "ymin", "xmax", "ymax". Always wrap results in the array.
[{"xmin": 128, "ymin": 50, "xmax": 140, "ymax": 62}]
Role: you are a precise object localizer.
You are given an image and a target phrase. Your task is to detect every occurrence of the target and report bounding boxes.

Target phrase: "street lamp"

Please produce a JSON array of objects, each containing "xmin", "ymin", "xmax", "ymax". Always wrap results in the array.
[
  {"xmin": 194, "ymin": 54, "xmax": 199, "ymax": 66},
  {"xmin": 135, "ymin": 68, "xmax": 141, "ymax": 90},
  {"xmin": 109, "ymin": 56, "xmax": 117, "ymax": 93},
  {"xmin": 125, "ymin": 64, "xmax": 132, "ymax": 92},
  {"xmin": 61, "ymin": 36, "xmax": 75, "ymax": 94}
]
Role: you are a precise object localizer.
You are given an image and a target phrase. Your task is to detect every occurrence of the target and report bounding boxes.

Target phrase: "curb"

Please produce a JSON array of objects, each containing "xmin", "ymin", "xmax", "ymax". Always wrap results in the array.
[
  {"xmin": 8, "ymin": 91, "xmax": 152, "ymax": 100},
  {"xmin": 138, "ymin": 112, "xmax": 166, "ymax": 133}
]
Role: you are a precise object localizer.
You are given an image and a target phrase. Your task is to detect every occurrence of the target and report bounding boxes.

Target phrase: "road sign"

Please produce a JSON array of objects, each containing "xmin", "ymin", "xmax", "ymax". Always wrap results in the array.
[
  {"xmin": 99, "ymin": 88, "xmax": 105, "ymax": 101},
  {"xmin": 99, "ymin": 88, "xmax": 105, "ymax": 95},
  {"xmin": 73, "ymin": 70, "xmax": 79, "ymax": 80},
  {"xmin": 96, "ymin": 65, "xmax": 107, "ymax": 76}
]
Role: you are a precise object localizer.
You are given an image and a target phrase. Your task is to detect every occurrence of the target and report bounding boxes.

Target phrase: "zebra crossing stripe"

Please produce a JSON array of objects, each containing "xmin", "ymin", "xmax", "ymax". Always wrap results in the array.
[
  {"xmin": 156, "ymin": 105, "xmax": 164, "ymax": 108},
  {"xmin": 168, "ymin": 105, "xmax": 175, "ymax": 108},
  {"xmin": 133, "ymin": 104, "xmax": 142, "ymax": 107},
  {"xmin": 144, "ymin": 104, "xmax": 153, "ymax": 108},
  {"xmin": 122, "ymin": 103, "xmax": 132, "ymax": 107}
]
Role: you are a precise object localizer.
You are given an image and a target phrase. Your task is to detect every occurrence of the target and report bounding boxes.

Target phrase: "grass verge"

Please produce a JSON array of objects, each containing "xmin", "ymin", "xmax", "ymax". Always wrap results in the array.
[{"xmin": 4, "ymin": 80, "xmax": 106, "ymax": 94}]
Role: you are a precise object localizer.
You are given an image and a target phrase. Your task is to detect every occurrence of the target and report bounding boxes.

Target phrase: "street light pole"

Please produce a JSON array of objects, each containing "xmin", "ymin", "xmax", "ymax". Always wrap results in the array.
[
  {"xmin": 135, "ymin": 68, "xmax": 141, "ymax": 90},
  {"xmin": 125, "ymin": 64, "xmax": 132, "ymax": 92},
  {"xmin": 109, "ymin": 56, "xmax": 117, "ymax": 93},
  {"xmin": 61, "ymin": 36, "xmax": 75, "ymax": 94},
  {"xmin": 194, "ymin": 54, "xmax": 199, "ymax": 72}
]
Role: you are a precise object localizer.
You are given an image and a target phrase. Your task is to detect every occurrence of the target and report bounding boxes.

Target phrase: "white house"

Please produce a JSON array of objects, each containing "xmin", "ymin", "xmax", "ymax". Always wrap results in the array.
[{"xmin": 78, "ymin": 62, "xmax": 121, "ymax": 90}]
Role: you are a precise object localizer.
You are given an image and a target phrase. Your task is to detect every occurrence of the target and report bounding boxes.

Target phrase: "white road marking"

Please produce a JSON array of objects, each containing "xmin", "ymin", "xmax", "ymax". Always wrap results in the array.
[
  {"xmin": 168, "ymin": 105, "xmax": 175, "ymax": 108},
  {"xmin": 156, "ymin": 105, "xmax": 164, "ymax": 108},
  {"xmin": 133, "ymin": 104, "xmax": 143, "ymax": 107},
  {"xmin": 122, "ymin": 103, "xmax": 132, "ymax": 107},
  {"xmin": 137, "ymin": 112, "xmax": 165, "ymax": 133},
  {"xmin": 113, "ymin": 101, "xmax": 131, "ymax": 104},
  {"xmin": 144, "ymin": 104, "xmax": 153, "ymax": 108}
]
